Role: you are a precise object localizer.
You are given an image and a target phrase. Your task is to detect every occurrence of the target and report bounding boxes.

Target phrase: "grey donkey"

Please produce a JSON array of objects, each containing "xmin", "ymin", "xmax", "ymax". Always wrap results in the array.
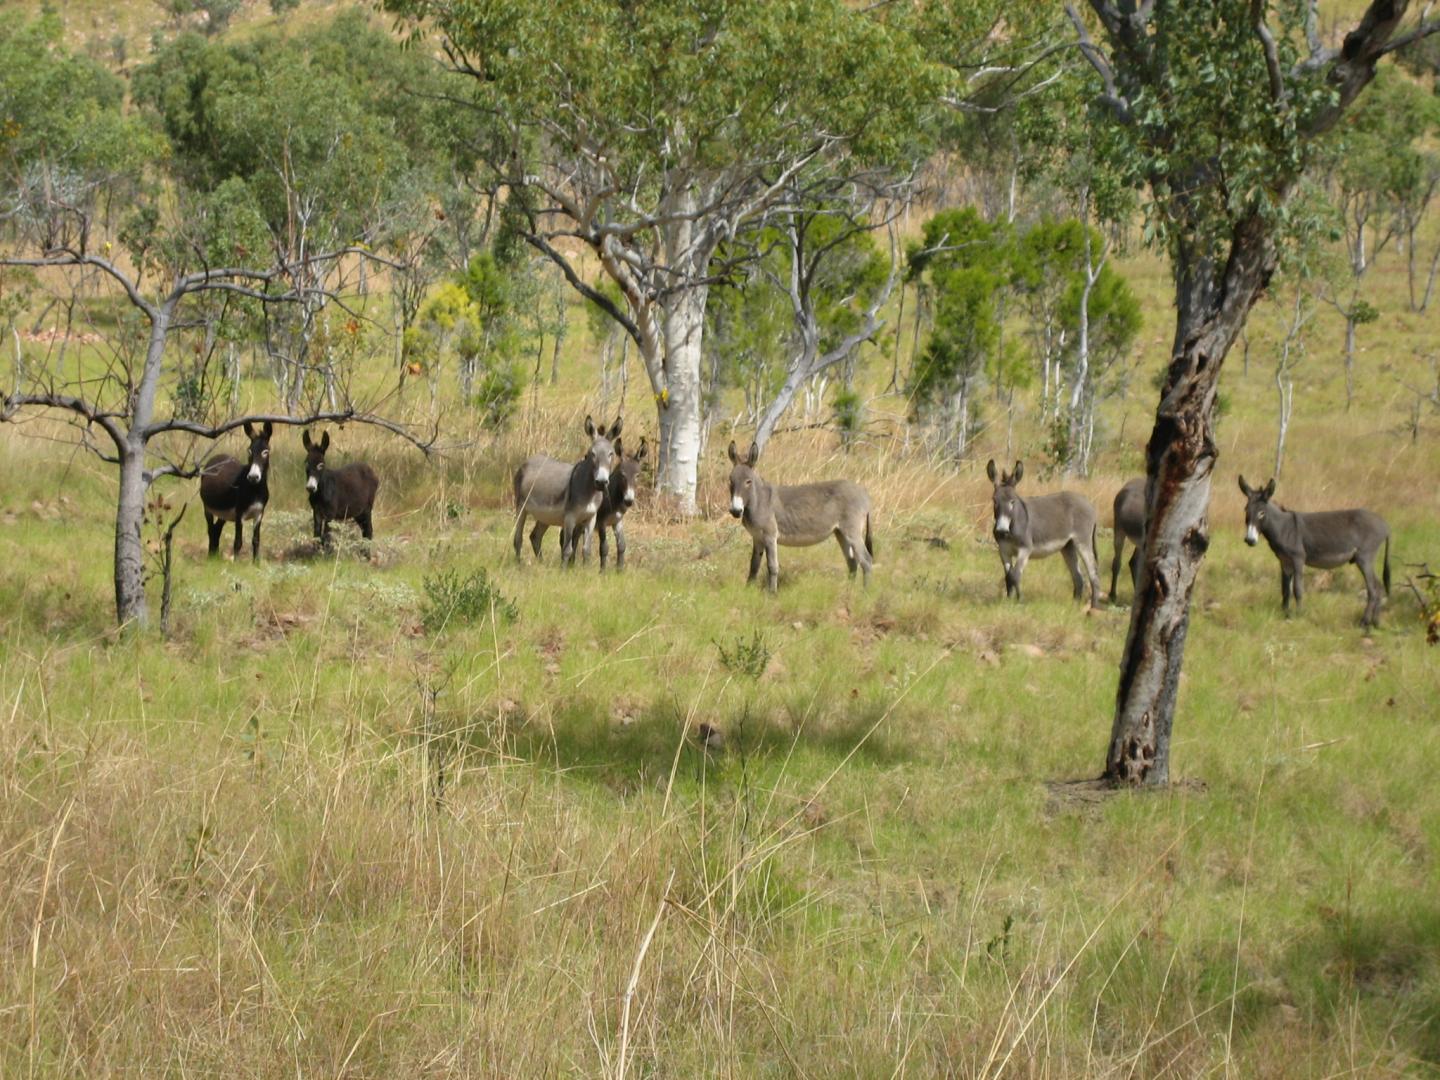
[
  {"xmin": 986, "ymin": 459, "xmax": 1100, "ymax": 607},
  {"xmin": 1238, "ymin": 475, "xmax": 1391, "ymax": 628},
  {"xmin": 1110, "ymin": 477, "xmax": 1146, "ymax": 602},
  {"xmin": 513, "ymin": 415, "xmax": 623, "ymax": 567},
  {"xmin": 540, "ymin": 437, "xmax": 648, "ymax": 571},
  {"xmin": 726, "ymin": 440, "xmax": 873, "ymax": 591}
]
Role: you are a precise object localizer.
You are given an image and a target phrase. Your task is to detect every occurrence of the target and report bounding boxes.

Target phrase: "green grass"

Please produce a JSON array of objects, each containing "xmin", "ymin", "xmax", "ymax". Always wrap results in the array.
[
  {"xmin": 3, "ymin": 3, "xmax": 1440, "ymax": 1067},
  {"xmin": 2, "ymin": 363, "xmax": 1438, "ymax": 1074}
]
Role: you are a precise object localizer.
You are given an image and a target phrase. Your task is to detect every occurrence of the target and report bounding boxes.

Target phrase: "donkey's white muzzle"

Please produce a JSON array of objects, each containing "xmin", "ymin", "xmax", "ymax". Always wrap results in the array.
[
  {"xmin": 594, "ymin": 467, "xmax": 610, "ymax": 489},
  {"xmin": 1244, "ymin": 524, "xmax": 1258, "ymax": 546},
  {"xmin": 247, "ymin": 465, "xmax": 262, "ymax": 483},
  {"xmin": 305, "ymin": 476, "xmax": 318, "ymax": 493},
  {"xmin": 995, "ymin": 514, "xmax": 1011, "ymax": 535},
  {"xmin": 729, "ymin": 496, "xmax": 744, "ymax": 518}
]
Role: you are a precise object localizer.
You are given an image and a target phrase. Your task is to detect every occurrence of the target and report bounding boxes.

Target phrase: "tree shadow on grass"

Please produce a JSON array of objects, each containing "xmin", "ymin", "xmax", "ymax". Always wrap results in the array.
[
  {"xmin": 502, "ymin": 693, "xmax": 916, "ymax": 797},
  {"xmin": 1280, "ymin": 892, "xmax": 1440, "ymax": 1065}
]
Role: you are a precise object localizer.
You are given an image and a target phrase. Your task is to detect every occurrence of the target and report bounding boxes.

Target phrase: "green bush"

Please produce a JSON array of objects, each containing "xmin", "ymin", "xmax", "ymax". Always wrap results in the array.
[
  {"xmin": 420, "ymin": 568, "xmax": 518, "ymax": 634},
  {"xmin": 473, "ymin": 362, "xmax": 525, "ymax": 431}
]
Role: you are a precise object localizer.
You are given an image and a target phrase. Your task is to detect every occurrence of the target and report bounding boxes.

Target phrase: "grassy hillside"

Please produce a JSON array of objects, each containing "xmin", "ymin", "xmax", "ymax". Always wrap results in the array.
[
  {"xmin": 3, "ymin": 3, "xmax": 1440, "ymax": 1076},
  {"xmin": 2, "ymin": 229, "xmax": 1439, "ymax": 1076}
]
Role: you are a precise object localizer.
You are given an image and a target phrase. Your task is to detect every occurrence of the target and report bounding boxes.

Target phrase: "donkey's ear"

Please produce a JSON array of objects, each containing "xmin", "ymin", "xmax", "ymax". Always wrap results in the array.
[
  {"xmin": 634, "ymin": 436, "xmax": 647, "ymax": 461},
  {"xmin": 1238, "ymin": 475, "xmax": 1252, "ymax": 496},
  {"xmin": 302, "ymin": 430, "xmax": 313, "ymax": 450},
  {"xmin": 261, "ymin": 422, "xmax": 273, "ymax": 438},
  {"xmin": 584, "ymin": 414, "xmax": 596, "ymax": 438},
  {"xmin": 746, "ymin": 441, "xmax": 760, "ymax": 467},
  {"xmin": 1012, "ymin": 461, "xmax": 1024, "ymax": 485},
  {"xmin": 244, "ymin": 421, "xmax": 257, "ymax": 439},
  {"xmin": 986, "ymin": 459, "xmax": 998, "ymax": 484},
  {"xmin": 320, "ymin": 430, "xmax": 330, "ymax": 452},
  {"xmin": 612, "ymin": 436, "xmax": 622, "ymax": 459},
  {"xmin": 609, "ymin": 416, "xmax": 623, "ymax": 439},
  {"xmin": 728, "ymin": 440, "xmax": 739, "ymax": 464},
  {"xmin": 1262, "ymin": 478, "xmax": 1276, "ymax": 499}
]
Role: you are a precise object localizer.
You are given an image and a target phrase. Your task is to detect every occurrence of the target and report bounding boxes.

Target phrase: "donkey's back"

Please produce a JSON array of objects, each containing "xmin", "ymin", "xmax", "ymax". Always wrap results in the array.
[
  {"xmin": 773, "ymin": 479, "xmax": 871, "ymax": 546},
  {"xmin": 513, "ymin": 455, "xmax": 574, "ymax": 524},
  {"xmin": 1294, "ymin": 507, "xmax": 1389, "ymax": 568},
  {"xmin": 1023, "ymin": 491, "xmax": 1097, "ymax": 555}
]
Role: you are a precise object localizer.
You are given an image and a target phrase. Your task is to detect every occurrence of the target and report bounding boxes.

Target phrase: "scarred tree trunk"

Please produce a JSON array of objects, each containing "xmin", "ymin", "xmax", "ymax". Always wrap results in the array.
[{"xmin": 1105, "ymin": 216, "xmax": 1278, "ymax": 785}]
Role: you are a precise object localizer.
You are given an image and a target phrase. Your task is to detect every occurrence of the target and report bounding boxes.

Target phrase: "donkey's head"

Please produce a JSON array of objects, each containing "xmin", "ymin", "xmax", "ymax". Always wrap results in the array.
[
  {"xmin": 1238, "ymin": 475, "xmax": 1276, "ymax": 546},
  {"xmin": 986, "ymin": 459, "xmax": 1024, "ymax": 536},
  {"xmin": 727, "ymin": 440, "xmax": 761, "ymax": 519},
  {"xmin": 242, "ymin": 421, "xmax": 273, "ymax": 485},
  {"xmin": 612, "ymin": 436, "xmax": 647, "ymax": 509},
  {"xmin": 584, "ymin": 415, "xmax": 623, "ymax": 491},
  {"xmin": 302, "ymin": 429, "xmax": 331, "ymax": 494}
]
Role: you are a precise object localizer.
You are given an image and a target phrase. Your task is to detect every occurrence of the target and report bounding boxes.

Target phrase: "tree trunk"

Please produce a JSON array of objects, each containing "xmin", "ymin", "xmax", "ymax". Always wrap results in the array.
[
  {"xmin": 1344, "ymin": 313, "xmax": 1356, "ymax": 411},
  {"xmin": 1105, "ymin": 219, "xmax": 1276, "ymax": 786},
  {"xmin": 655, "ymin": 285, "xmax": 708, "ymax": 510},
  {"xmin": 114, "ymin": 446, "xmax": 148, "ymax": 627}
]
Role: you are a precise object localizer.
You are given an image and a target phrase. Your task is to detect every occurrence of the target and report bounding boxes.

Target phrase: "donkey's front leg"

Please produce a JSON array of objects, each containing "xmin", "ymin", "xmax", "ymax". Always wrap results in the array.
[
  {"xmin": 614, "ymin": 520, "xmax": 626, "ymax": 571},
  {"xmin": 598, "ymin": 524, "xmax": 610, "ymax": 570},
  {"xmin": 559, "ymin": 521, "xmax": 576, "ymax": 567},
  {"xmin": 748, "ymin": 541, "xmax": 763, "ymax": 584},
  {"xmin": 251, "ymin": 516, "xmax": 263, "ymax": 563},
  {"xmin": 1289, "ymin": 560, "xmax": 1304, "ymax": 615},
  {"xmin": 764, "ymin": 537, "xmax": 779, "ymax": 593},
  {"xmin": 232, "ymin": 521, "xmax": 244, "ymax": 560},
  {"xmin": 1003, "ymin": 548, "xmax": 1028, "ymax": 601}
]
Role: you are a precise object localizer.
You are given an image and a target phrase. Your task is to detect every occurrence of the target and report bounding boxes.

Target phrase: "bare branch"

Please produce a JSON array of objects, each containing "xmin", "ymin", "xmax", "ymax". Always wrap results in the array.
[
  {"xmin": 143, "ymin": 410, "xmax": 440, "ymax": 455},
  {"xmin": 1, "ymin": 391, "xmax": 128, "ymax": 451}
]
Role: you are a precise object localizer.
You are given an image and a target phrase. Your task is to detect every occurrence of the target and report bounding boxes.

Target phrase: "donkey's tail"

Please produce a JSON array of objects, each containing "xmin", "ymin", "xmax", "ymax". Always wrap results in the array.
[
  {"xmin": 1383, "ymin": 534, "xmax": 1391, "ymax": 595},
  {"xmin": 865, "ymin": 513, "xmax": 875, "ymax": 560}
]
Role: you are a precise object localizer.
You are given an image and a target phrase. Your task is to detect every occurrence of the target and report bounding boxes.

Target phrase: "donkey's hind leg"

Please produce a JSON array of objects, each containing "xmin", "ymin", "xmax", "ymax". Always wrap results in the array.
[
  {"xmin": 1356, "ymin": 555, "xmax": 1383, "ymax": 628},
  {"xmin": 232, "ymin": 520, "xmax": 244, "ymax": 560},
  {"xmin": 835, "ymin": 528, "xmax": 858, "ymax": 578},
  {"xmin": 529, "ymin": 522, "xmax": 547, "ymax": 559},
  {"xmin": 206, "ymin": 512, "xmax": 224, "ymax": 557},
  {"xmin": 1062, "ymin": 541, "xmax": 1086, "ymax": 601}
]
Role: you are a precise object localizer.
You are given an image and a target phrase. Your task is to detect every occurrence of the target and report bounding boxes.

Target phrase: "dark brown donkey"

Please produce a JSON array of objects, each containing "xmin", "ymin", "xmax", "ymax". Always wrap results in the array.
[
  {"xmin": 1110, "ymin": 477, "xmax": 1145, "ymax": 601},
  {"xmin": 726, "ymin": 440, "xmax": 873, "ymax": 591},
  {"xmin": 1238, "ymin": 476, "xmax": 1391, "ymax": 627},
  {"xmin": 200, "ymin": 421, "xmax": 273, "ymax": 561},
  {"xmin": 303, "ymin": 429, "xmax": 380, "ymax": 548}
]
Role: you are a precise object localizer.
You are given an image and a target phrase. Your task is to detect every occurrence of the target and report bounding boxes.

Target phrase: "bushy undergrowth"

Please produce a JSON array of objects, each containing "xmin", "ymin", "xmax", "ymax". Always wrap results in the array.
[{"xmin": 420, "ymin": 566, "xmax": 518, "ymax": 633}]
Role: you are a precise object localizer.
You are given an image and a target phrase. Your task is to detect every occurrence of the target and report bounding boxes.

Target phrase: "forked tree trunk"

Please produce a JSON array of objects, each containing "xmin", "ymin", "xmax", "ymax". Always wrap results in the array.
[{"xmin": 1105, "ymin": 217, "xmax": 1278, "ymax": 785}]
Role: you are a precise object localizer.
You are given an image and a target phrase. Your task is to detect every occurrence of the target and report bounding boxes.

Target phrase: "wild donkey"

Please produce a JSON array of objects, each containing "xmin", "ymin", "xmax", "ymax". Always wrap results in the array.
[
  {"xmin": 1110, "ymin": 477, "xmax": 1145, "ymax": 601},
  {"xmin": 302, "ymin": 429, "xmax": 380, "ymax": 548},
  {"xmin": 513, "ymin": 415, "xmax": 623, "ymax": 567},
  {"xmin": 582, "ymin": 436, "xmax": 647, "ymax": 570},
  {"xmin": 1238, "ymin": 476, "xmax": 1391, "ymax": 627},
  {"xmin": 986, "ymin": 459, "xmax": 1100, "ymax": 607},
  {"xmin": 200, "ymin": 421, "xmax": 272, "ymax": 561},
  {"xmin": 726, "ymin": 440, "xmax": 873, "ymax": 591}
]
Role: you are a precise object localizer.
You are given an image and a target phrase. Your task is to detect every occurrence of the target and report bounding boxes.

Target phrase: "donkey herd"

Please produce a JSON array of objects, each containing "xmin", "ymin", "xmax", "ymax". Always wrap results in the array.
[{"xmin": 197, "ymin": 414, "xmax": 1396, "ymax": 628}]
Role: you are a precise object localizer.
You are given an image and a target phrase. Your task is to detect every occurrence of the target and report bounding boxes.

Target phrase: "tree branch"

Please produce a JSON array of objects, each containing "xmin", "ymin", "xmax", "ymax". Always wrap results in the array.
[
  {"xmin": 143, "ymin": 410, "xmax": 439, "ymax": 455},
  {"xmin": 1067, "ymin": 6, "xmax": 1134, "ymax": 124},
  {"xmin": 1, "ymin": 391, "xmax": 128, "ymax": 451}
]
